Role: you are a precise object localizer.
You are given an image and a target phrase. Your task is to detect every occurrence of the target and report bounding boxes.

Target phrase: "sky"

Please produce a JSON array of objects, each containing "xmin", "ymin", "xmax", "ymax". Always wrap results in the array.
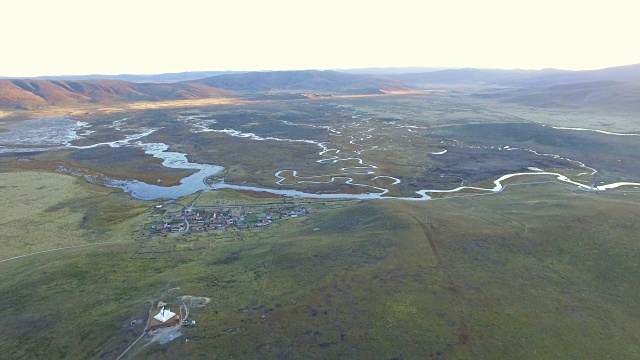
[{"xmin": 2, "ymin": 0, "xmax": 639, "ymax": 77}]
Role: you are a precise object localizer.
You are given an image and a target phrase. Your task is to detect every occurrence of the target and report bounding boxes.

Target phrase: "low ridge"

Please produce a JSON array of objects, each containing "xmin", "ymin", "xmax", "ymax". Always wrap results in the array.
[{"xmin": 0, "ymin": 79, "xmax": 234, "ymax": 109}]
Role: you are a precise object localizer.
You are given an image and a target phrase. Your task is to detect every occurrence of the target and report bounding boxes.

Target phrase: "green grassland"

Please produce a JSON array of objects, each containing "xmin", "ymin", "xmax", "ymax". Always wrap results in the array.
[
  {"xmin": 471, "ymin": 96, "xmax": 640, "ymax": 133},
  {"xmin": 0, "ymin": 171, "xmax": 146, "ymax": 259},
  {"xmin": 193, "ymin": 189, "xmax": 286, "ymax": 206},
  {"xmin": 1, "ymin": 169, "xmax": 640, "ymax": 359},
  {"xmin": 46, "ymin": 147, "xmax": 195, "ymax": 186},
  {"xmin": 431, "ymin": 122, "xmax": 640, "ymax": 182}
]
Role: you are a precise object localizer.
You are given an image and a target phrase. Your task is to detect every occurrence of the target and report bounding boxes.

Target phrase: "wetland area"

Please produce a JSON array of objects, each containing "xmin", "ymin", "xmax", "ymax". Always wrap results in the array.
[{"xmin": 3, "ymin": 95, "xmax": 639, "ymax": 201}]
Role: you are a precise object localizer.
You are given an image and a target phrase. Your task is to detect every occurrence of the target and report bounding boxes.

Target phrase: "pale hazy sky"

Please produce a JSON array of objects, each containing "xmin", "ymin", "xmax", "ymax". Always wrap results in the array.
[{"xmin": 2, "ymin": 0, "xmax": 638, "ymax": 76}]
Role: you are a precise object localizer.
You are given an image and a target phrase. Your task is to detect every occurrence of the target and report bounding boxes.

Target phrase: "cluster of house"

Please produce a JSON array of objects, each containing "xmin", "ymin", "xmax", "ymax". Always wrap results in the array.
[
  {"xmin": 152, "ymin": 222, "xmax": 186, "ymax": 233},
  {"xmin": 150, "ymin": 205, "xmax": 308, "ymax": 234}
]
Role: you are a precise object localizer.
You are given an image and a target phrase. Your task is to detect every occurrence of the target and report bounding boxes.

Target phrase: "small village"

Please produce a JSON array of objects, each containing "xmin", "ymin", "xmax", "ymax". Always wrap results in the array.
[{"xmin": 149, "ymin": 204, "xmax": 309, "ymax": 235}]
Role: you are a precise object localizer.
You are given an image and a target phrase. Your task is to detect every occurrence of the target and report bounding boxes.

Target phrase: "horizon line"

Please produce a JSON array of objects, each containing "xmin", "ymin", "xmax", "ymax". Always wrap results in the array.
[{"xmin": 2, "ymin": 62, "xmax": 639, "ymax": 79}]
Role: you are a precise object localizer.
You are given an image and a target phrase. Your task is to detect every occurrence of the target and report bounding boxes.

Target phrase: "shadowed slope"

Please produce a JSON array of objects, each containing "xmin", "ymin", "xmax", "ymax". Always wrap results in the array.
[{"xmin": 194, "ymin": 70, "xmax": 411, "ymax": 93}]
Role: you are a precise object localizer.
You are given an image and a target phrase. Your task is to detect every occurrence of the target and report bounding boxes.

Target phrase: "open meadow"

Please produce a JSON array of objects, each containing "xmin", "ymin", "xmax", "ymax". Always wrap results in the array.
[
  {"xmin": 0, "ymin": 171, "xmax": 147, "ymax": 259},
  {"xmin": 1, "ymin": 168, "xmax": 639, "ymax": 358}
]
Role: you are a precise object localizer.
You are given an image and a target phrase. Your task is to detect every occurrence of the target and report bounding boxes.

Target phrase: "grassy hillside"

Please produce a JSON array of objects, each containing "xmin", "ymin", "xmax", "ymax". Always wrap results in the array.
[
  {"xmin": 509, "ymin": 81, "xmax": 640, "ymax": 113},
  {"xmin": 1, "ymin": 170, "xmax": 639, "ymax": 359},
  {"xmin": 0, "ymin": 70, "xmax": 410, "ymax": 110},
  {"xmin": 0, "ymin": 171, "xmax": 147, "ymax": 259},
  {"xmin": 3, "ymin": 71, "xmax": 245, "ymax": 83},
  {"xmin": 0, "ymin": 79, "xmax": 234, "ymax": 109},
  {"xmin": 395, "ymin": 63, "xmax": 640, "ymax": 87},
  {"xmin": 512, "ymin": 63, "xmax": 640, "ymax": 87},
  {"xmin": 3, "ymin": 63, "xmax": 640, "ymax": 111},
  {"xmin": 478, "ymin": 81, "xmax": 640, "ymax": 113},
  {"xmin": 396, "ymin": 68, "xmax": 548, "ymax": 85},
  {"xmin": 194, "ymin": 70, "xmax": 410, "ymax": 92}
]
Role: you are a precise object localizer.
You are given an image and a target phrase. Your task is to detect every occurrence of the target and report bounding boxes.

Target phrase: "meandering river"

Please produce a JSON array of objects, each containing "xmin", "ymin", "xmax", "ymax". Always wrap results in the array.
[{"xmin": 2, "ymin": 116, "xmax": 639, "ymax": 201}]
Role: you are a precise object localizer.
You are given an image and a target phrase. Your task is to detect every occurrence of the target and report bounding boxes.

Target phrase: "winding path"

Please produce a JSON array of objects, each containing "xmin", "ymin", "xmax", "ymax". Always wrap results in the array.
[
  {"xmin": 0, "ymin": 240, "xmax": 126, "ymax": 264},
  {"xmin": 115, "ymin": 302, "xmax": 154, "ymax": 360}
]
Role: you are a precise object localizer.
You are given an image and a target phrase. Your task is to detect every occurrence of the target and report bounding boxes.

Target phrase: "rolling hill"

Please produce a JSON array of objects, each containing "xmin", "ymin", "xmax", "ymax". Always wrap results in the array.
[
  {"xmin": 2, "ymin": 64, "xmax": 640, "ymax": 110},
  {"xmin": 395, "ymin": 63, "xmax": 640, "ymax": 87},
  {"xmin": 395, "ymin": 68, "xmax": 552, "ymax": 85},
  {"xmin": 512, "ymin": 63, "xmax": 640, "ymax": 87},
  {"xmin": 477, "ymin": 80, "xmax": 640, "ymax": 113},
  {"xmin": 192, "ymin": 70, "xmax": 410, "ymax": 93},
  {"xmin": 0, "ymin": 79, "xmax": 235, "ymax": 109},
  {"xmin": 0, "ymin": 70, "xmax": 412, "ymax": 110},
  {"xmin": 0, "ymin": 71, "xmax": 244, "ymax": 83}
]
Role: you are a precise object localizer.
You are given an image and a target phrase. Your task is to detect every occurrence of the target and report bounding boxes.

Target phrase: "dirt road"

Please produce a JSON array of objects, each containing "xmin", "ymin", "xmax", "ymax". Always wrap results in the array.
[{"xmin": 0, "ymin": 240, "xmax": 126, "ymax": 264}]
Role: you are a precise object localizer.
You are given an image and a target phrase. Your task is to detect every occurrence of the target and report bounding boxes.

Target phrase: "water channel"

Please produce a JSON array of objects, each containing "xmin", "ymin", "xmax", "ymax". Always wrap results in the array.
[{"xmin": 2, "ymin": 116, "xmax": 639, "ymax": 201}]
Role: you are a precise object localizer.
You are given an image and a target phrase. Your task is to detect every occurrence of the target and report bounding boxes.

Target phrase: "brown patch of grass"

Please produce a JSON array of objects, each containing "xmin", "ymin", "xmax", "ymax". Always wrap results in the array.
[
  {"xmin": 0, "ymin": 170, "xmax": 147, "ymax": 260},
  {"xmin": 302, "ymin": 89, "xmax": 447, "ymax": 100},
  {"xmin": 0, "ymin": 97, "xmax": 246, "ymax": 118},
  {"xmin": 4, "ymin": 150, "xmax": 192, "ymax": 187},
  {"xmin": 236, "ymin": 189, "xmax": 285, "ymax": 198}
]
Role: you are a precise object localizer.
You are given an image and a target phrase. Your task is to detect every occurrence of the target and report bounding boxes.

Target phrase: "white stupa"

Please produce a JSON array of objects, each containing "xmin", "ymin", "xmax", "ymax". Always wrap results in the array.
[{"xmin": 153, "ymin": 305, "xmax": 176, "ymax": 322}]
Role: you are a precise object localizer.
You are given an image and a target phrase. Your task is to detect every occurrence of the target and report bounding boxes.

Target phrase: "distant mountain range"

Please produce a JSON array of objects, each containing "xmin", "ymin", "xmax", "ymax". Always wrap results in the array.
[
  {"xmin": 1, "ymin": 64, "xmax": 639, "ymax": 110},
  {"xmin": 0, "ymin": 71, "xmax": 244, "ymax": 83},
  {"xmin": 0, "ymin": 70, "xmax": 409, "ymax": 109},
  {"xmin": 393, "ymin": 63, "xmax": 640, "ymax": 87},
  {"xmin": 335, "ymin": 67, "xmax": 446, "ymax": 75}
]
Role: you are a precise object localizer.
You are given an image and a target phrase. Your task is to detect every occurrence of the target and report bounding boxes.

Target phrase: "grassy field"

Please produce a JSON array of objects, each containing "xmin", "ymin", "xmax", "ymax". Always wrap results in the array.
[
  {"xmin": 431, "ymin": 122, "xmax": 640, "ymax": 182},
  {"xmin": 1, "ymin": 169, "xmax": 640, "ymax": 359},
  {"xmin": 194, "ymin": 188, "xmax": 284, "ymax": 206},
  {"xmin": 476, "ymin": 98, "xmax": 640, "ymax": 133},
  {"xmin": 0, "ymin": 171, "xmax": 147, "ymax": 260}
]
